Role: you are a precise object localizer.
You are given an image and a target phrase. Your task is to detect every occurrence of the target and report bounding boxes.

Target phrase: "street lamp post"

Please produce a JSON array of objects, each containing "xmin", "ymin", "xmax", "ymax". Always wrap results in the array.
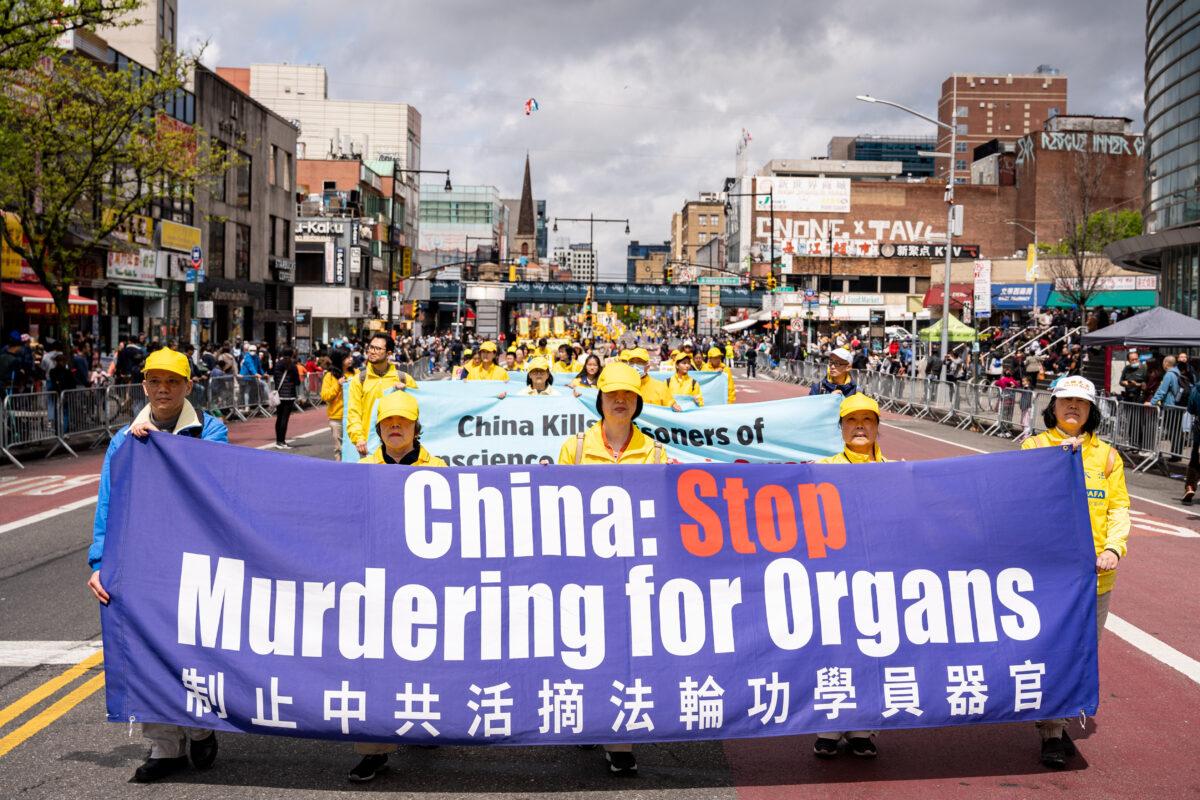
[
  {"xmin": 458, "ymin": 234, "xmax": 496, "ymax": 340},
  {"xmin": 857, "ymin": 92, "xmax": 957, "ymax": 379},
  {"xmin": 394, "ymin": 167, "xmax": 453, "ymax": 328},
  {"xmin": 552, "ymin": 214, "xmax": 630, "ymax": 338},
  {"xmin": 1006, "ymin": 219, "xmax": 1040, "ymax": 321}
]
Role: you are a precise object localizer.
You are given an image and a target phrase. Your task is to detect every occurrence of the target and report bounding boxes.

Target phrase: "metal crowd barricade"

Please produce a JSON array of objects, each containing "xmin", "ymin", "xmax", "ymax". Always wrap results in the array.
[
  {"xmin": 188, "ymin": 382, "xmax": 208, "ymax": 415},
  {"xmin": 1113, "ymin": 401, "xmax": 1162, "ymax": 472},
  {"xmin": 1, "ymin": 391, "xmax": 76, "ymax": 468},
  {"xmin": 206, "ymin": 375, "xmax": 244, "ymax": 421},
  {"xmin": 104, "ymin": 382, "xmax": 148, "ymax": 435},
  {"xmin": 925, "ymin": 380, "xmax": 957, "ymax": 424},
  {"xmin": 1154, "ymin": 404, "xmax": 1191, "ymax": 465},
  {"xmin": 250, "ymin": 377, "xmax": 273, "ymax": 417},
  {"xmin": 304, "ymin": 372, "xmax": 325, "ymax": 406},
  {"xmin": 57, "ymin": 386, "xmax": 110, "ymax": 449},
  {"xmin": 971, "ymin": 384, "xmax": 1003, "ymax": 434}
]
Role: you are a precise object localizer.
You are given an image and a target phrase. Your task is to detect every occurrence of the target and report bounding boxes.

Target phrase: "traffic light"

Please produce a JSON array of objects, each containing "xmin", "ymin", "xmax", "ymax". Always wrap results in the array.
[
  {"xmin": 665, "ymin": 265, "xmax": 673, "ymax": 284},
  {"xmin": 508, "ymin": 263, "xmax": 517, "ymax": 282},
  {"xmin": 410, "ymin": 300, "xmax": 418, "ymax": 318},
  {"xmin": 767, "ymin": 272, "xmax": 776, "ymax": 291},
  {"xmin": 606, "ymin": 301, "xmax": 612, "ymax": 313},
  {"xmin": 750, "ymin": 280, "xmax": 757, "ymax": 291}
]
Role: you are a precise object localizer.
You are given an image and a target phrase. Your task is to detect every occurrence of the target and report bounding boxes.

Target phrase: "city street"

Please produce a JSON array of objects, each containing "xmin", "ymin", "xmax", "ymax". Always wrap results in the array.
[{"xmin": 0, "ymin": 375, "xmax": 1197, "ymax": 799}]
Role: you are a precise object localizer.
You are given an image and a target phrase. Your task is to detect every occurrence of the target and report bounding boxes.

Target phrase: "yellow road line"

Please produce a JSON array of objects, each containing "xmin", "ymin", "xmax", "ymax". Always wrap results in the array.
[
  {"xmin": 0, "ymin": 672, "xmax": 106, "ymax": 758},
  {"xmin": 0, "ymin": 648, "xmax": 104, "ymax": 729}
]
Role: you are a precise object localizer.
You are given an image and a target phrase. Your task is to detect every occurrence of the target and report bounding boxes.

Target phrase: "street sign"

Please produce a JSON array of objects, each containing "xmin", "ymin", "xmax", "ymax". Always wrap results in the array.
[
  {"xmin": 698, "ymin": 276, "xmax": 739, "ymax": 286},
  {"xmin": 772, "ymin": 286, "xmax": 796, "ymax": 293},
  {"xmin": 190, "ymin": 246, "xmax": 202, "ymax": 268}
]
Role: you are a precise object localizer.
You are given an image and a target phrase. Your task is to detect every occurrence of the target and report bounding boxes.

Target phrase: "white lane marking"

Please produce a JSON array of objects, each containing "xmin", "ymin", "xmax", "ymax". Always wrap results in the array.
[
  {"xmin": 1105, "ymin": 614, "xmax": 1200, "ymax": 686},
  {"xmin": 253, "ymin": 425, "xmax": 332, "ymax": 450},
  {"xmin": 1129, "ymin": 509, "xmax": 1200, "ymax": 538},
  {"xmin": 0, "ymin": 497, "xmax": 98, "ymax": 537},
  {"xmin": 0, "ymin": 640, "xmax": 102, "ymax": 667},
  {"xmin": 881, "ymin": 421, "xmax": 1199, "ymax": 524}
]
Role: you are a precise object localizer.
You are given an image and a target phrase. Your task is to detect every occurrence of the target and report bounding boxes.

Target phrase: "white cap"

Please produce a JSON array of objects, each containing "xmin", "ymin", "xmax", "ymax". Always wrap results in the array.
[
  {"xmin": 830, "ymin": 347, "xmax": 853, "ymax": 364},
  {"xmin": 1052, "ymin": 375, "xmax": 1096, "ymax": 404}
]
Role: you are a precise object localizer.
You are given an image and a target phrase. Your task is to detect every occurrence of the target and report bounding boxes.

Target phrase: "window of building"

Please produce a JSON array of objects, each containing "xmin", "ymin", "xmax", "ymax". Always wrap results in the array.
[
  {"xmin": 846, "ymin": 275, "xmax": 878, "ymax": 293},
  {"xmin": 268, "ymin": 145, "xmax": 277, "ymax": 186},
  {"xmin": 880, "ymin": 276, "xmax": 910, "ymax": 293},
  {"xmin": 956, "ymin": 123, "xmax": 968, "ymax": 135},
  {"xmin": 212, "ymin": 142, "xmax": 228, "ymax": 203},
  {"xmin": 234, "ymin": 152, "xmax": 251, "ymax": 208},
  {"xmin": 955, "ymin": 142, "xmax": 968, "ymax": 152},
  {"xmin": 281, "ymin": 218, "xmax": 290, "ymax": 258},
  {"xmin": 1048, "ymin": 106, "xmax": 1059, "ymax": 118},
  {"xmin": 955, "ymin": 159, "xmax": 967, "ymax": 170},
  {"xmin": 698, "ymin": 232, "xmax": 708, "ymax": 243},
  {"xmin": 166, "ymin": 5, "xmax": 174, "ymax": 45},
  {"xmin": 956, "ymin": 105, "xmax": 969, "ymax": 117},
  {"xmin": 208, "ymin": 221, "xmax": 225, "ymax": 279},
  {"xmin": 264, "ymin": 283, "xmax": 277, "ymax": 311},
  {"xmin": 817, "ymin": 276, "xmax": 841, "ymax": 293},
  {"xmin": 269, "ymin": 215, "xmax": 278, "ymax": 256},
  {"xmin": 281, "ymin": 151, "xmax": 292, "ymax": 191},
  {"xmin": 234, "ymin": 223, "xmax": 250, "ymax": 281}
]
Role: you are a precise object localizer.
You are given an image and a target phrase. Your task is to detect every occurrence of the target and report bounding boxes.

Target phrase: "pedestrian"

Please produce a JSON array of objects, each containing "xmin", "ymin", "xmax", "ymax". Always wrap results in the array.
[
  {"xmin": 1020, "ymin": 376, "xmax": 1129, "ymax": 768},
  {"xmin": 86, "ymin": 348, "xmax": 228, "ymax": 783},
  {"xmin": 1184, "ymin": 379, "xmax": 1200, "ymax": 505},
  {"xmin": 557, "ymin": 362, "xmax": 666, "ymax": 777},
  {"xmin": 271, "ymin": 347, "xmax": 301, "ymax": 449},
  {"xmin": 1024, "ymin": 348, "xmax": 1044, "ymax": 390},
  {"xmin": 700, "ymin": 346, "xmax": 736, "ymax": 403},
  {"xmin": 812, "ymin": 393, "xmax": 888, "ymax": 758},
  {"xmin": 811, "ymin": 348, "xmax": 858, "ymax": 398},
  {"xmin": 346, "ymin": 333, "xmax": 417, "ymax": 458},
  {"xmin": 745, "ymin": 344, "xmax": 758, "ymax": 378}
]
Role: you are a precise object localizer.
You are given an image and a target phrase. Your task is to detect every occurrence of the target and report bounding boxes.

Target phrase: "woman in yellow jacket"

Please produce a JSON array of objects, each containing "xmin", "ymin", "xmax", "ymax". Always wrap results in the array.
[
  {"xmin": 701, "ymin": 347, "xmax": 736, "ymax": 404},
  {"xmin": 464, "ymin": 341, "xmax": 509, "ymax": 381},
  {"xmin": 666, "ymin": 355, "xmax": 704, "ymax": 407},
  {"xmin": 812, "ymin": 393, "xmax": 885, "ymax": 759},
  {"xmin": 557, "ymin": 362, "xmax": 664, "ymax": 777},
  {"xmin": 1020, "ymin": 375, "xmax": 1129, "ymax": 769},
  {"xmin": 319, "ymin": 350, "xmax": 356, "ymax": 461},
  {"xmin": 349, "ymin": 390, "xmax": 444, "ymax": 783}
]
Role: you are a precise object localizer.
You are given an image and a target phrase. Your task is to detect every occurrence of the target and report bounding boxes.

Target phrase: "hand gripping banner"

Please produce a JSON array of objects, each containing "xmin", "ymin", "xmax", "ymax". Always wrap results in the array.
[{"xmin": 101, "ymin": 435, "xmax": 1099, "ymax": 745}]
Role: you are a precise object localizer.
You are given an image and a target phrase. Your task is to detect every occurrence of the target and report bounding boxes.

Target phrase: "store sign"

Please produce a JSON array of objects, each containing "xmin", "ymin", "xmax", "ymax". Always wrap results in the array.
[
  {"xmin": 103, "ymin": 210, "xmax": 154, "ymax": 246},
  {"xmin": 879, "ymin": 242, "xmax": 981, "ymax": 259},
  {"xmin": 1054, "ymin": 275, "xmax": 1158, "ymax": 292},
  {"xmin": 350, "ymin": 247, "xmax": 362, "ymax": 274},
  {"xmin": 756, "ymin": 217, "xmax": 944, "ymax": 243},
  {"xmin": 0, "ymin": 213, "xmax": 36, "ymax": 281},
  {"xmin": 157, "ymin": 250, "xmax": 190, "ymax": 281},
  {"xmin": 297, "ymin": 220, "xmax": 346, "ymax": 236},
  {"xmin": 754, "ymin": 176, "xmax": 850, "ymax": 213},
  {"xmin": 973, "ymin": 259, "xmax": 992, "ymax": 318},
  {"xmin": 335, "ymin": 246, "xmax": 346, "ymax": 284},
  {"xmin": 840, "ymin": 294, "xmax": 885, "ymax": 306},
  {"xmin": 272, "ymin": 258, "xmax": 296, "ymax": 284},
  {"xmin": 783, "ymin": 238, "xmax": 880, "ymax": 258},
  {"xmin": 158, "ymin": 220, "xmax": 201, "ymax": 253},
  {"xmin": 107, "ymin": 250, "xmax": 157, "ymax": 282},
  {"xmin": 196, "ymin": 301, "xmax": 214, "ymax": 319}
]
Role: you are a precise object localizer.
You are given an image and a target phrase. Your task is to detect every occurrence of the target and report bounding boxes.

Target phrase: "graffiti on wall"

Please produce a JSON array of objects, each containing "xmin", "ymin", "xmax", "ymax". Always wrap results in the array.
[{"xmin": 1016, "ymin": 131, "xmax": 1145, "ymax": 165}]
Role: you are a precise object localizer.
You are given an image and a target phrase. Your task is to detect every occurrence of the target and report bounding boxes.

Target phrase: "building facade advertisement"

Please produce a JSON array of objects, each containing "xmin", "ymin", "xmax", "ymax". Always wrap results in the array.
[
  {"xmin": 755, "ymin": 216, "xmax": 945, "ymax": 244},
  {"xmin": 1054, "ymin": 276, "xmax": 1158, "ymax": 292},
  {"xmin": 158, "ymin": 220, "xmax": 202, "ymax": 253},
  {"xmin": 783, "ymin": 238, "xmax": 880, "ymax": 258},
  {"xmin": 335, "ymin": 247, "xmax": 346, "ymax": 284},
  {"xmin": 973, "ymin": 259, "xmax": 992, "ymax": 318},
  {"xmin": 324, "ymin": 240, "xmax": 335, "ymax": 284},
  {"xmin": 754, "ymin": 176, "xmax": 851, "ymax": 213},
  {"xmin": 107, "ymin": 250, "xmax": 157, "ymax": 282},
  {"xmin": 879, "ymin": 243, "xmax": 981, "ymax": 259},
  {"xmin": 350, "ymin": 247, "xmax": 362, "ymax": 274}
]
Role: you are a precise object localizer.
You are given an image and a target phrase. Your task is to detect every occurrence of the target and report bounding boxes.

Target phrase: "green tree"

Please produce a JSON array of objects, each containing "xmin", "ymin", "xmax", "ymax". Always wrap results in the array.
[
  {"xmin": 0, "ymin": 0, "xmax": 139, "ymax": 72},
  {"xmin": 0, "ymin": 47, "xmax": 233, "ymax": 337}
]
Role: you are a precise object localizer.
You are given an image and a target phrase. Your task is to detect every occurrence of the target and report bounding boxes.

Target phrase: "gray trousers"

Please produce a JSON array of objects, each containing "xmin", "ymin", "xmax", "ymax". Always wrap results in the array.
[
  {"xmin": 142, "ymin": 723, "xmax": 212, "ymax": 759},
  {"xmin": 1036, "ymin": 590, "xmax": 1113, "ymax": 740},
  {"xmin": 329, "ymin": 419, "xmax": 343, "ymax": 462}
]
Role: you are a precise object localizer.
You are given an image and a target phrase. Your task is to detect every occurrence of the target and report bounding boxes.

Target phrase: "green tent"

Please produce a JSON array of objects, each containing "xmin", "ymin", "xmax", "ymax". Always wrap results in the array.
[{"xmin": 919, "ymin": 315, "xmax": 977, "ymax": 343}]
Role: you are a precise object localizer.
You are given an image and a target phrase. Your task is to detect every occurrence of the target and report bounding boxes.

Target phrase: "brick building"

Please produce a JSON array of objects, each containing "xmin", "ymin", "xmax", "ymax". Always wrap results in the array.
[
  {"xmin": 673, "ymin": 194, "xmax": 725, "ymax": 266},
  {"xmin": 937, "ymin": 67, "xmax": 1068, "ymax": 183}
]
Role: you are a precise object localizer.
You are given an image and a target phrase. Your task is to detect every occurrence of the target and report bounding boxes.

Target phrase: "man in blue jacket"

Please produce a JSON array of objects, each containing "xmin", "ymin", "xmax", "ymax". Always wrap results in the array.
[{"xmin": 86, "ymin": 347, "xmax": 228, "ymax": 783}]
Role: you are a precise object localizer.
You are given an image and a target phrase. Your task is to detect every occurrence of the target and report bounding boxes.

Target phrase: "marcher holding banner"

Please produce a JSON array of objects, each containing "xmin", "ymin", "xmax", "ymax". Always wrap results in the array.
[
  {"xmin": 518, "ymin": 357, "xmax": 560, "ymax": 396},
  {"xmin": 465, "ymin": 342, "xmax": 509, "ymax": 381},
  {"xmin": 87, "ymin": 348, "xmax": 228, "ymax": 783},
  {"xmin": 812, "ymin": 392, "xmax": 889, "ymax": 758},
  {"xmin": 320, "ymin": 349, "xmax": 355, "ymax": 461},
  {"xmin": 570, "ymin": 354, "xmax": 602, "ymax": 389},
  {"xmin": 347, "ymin": 334, "xmax": 417, "ymax": 458},
  {"xmin": 626, "ymin": 348, "xmax": 681, "ymax": 411},
  {"xmin": 552, "ymin": 343, "xmax": 579, "ymax": 374},
  {"xmin": 811, "ymin": 348, "xmax": 858, "ymax": 398},
  {"xmin": 701, "ymin": 347, "xmax": 736, "ymax": 404},
  {"xmin": 667, "ymin": 355, "xmax": 704, "ymax": 407},
  {"xmin": 1020, "ymin": 375, "xmax": 1129, "ymax": 768}
]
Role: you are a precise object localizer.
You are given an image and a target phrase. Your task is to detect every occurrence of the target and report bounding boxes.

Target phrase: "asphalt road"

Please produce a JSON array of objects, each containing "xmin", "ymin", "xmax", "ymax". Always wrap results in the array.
[{"xmin": 0, "ymin": 374, "xmax": 1197, "ymax": 799}]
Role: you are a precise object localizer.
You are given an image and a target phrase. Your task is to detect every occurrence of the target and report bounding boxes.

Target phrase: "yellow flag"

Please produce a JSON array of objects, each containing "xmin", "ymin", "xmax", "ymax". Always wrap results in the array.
[{"xmin": 1025, "ymin": 244, "xmax": 1038, "ymax": 281}]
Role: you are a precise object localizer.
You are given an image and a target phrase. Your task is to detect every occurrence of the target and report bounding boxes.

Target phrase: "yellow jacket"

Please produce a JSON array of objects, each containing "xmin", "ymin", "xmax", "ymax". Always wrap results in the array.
[
  {"xmin": 346, "ymin": 364, "xmax": 417, "ymax": 444},
  {"xmin": 701, "ymin": 363, "xmax": 736, "ymax": 403},
  {"xmin": 320, "ymin": 370, "xmax": 354, "ymax": 420},
  {"xmin": 819, "ymin": 445, "xmax": 889, "ymax": 464},
  {"xmin": 1022, "ymin": 428, "xmax": 1130, "ymax": 595},
  {"xmin": 360, "ymin": 444, "xmax": 447, "ymax": 466},
  {"xmin": 667, "ymin": 374, "xmax": 704, "ymax": 406},
  {"xmin": 557, "ymin": 422, "xmax": 667, "ymax": 465},
  {"xmin": 465, "ymin": 363, "xmax": 510, "ymax": 381},
  {"xmin": 639, "ymin": 375, "xmax": 676, "ymax": 407},
  {"xmin": 552, "ymin": 360, "xmax": 580, "ymax": 374}
]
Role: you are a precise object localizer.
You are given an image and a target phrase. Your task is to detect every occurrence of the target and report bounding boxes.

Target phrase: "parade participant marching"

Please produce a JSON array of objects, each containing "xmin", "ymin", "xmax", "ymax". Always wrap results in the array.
[
  {"xmin": 347, "ymin": 333, "xmax": 417, "ymax": 458},
  {"xmin": 455, "ymin": 348, "xmax": 477, "ymax": 379},
  {"xmin": 464, "ymin": 341, "xmax": 509, "ymax": 381},
  {"xmin": 348, "ymin": 391, "xmax": 444, "ymax": 783},
  {"xmin": 570, "ymin": 353, "xmax": 603, "ymax": 388},
  {"xmin": 1020, "ymin": 376, "xmax": 1129, "ymax": 768},
  {"xmin": 667, "ymin": 353, "xmax": 704, "ymax": 406},
  {"xmin": 504, "ymin": 346, "xmax": 518, "ymax": 371},
  {"xmin": 518, "ymin": 356, "xmax": 560, "ymax": 395},
  {"xmin": 86, "ymin": 348, "xmax": 228, "ymax": 784},
  {"xmin": 557, "ymin": 361, "xmax": 666, "ymax": 777},
  {"xmin": 701, "ymin": 346, "xmax": 736, "ymax": 403},
  {"xmin": 625, "ymin": 347, "xmax": 682, "ymax": 411},
  {"xmin": 811, "ymin": 393, "xmax": 887, "ymax": 758},
  {"xmin": 552, "ymin": 343, "xmax": 579, "ymax": 374},
  {"xmin": 319, "ymin": 349, "xmax": 355, "ymax": 461},
  {"xmin": 811, "ymin": 347, "xmax": 858, "ymax": 398}
]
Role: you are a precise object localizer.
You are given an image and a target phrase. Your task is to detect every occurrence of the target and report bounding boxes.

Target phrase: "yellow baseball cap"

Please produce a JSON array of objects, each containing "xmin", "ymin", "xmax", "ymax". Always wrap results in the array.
[
  {"xmin": 463, "ymin": 348, "xmax": 473, "ymax": 356},
  {"xmin": 707, "ymin": 347, "xmax": 723, "ymax": 358},
  {"xmin": 839, "ymin": 393, "xmax": 880, "ymax": 419},
  {"xmin": 627, "ymin": 347, "xmax": 651, "ymax": 363},
  {"xmin": 507, "ymin": 345, "xmax": 518, "ymax": 353},
  {"xmin": 479, "ymin": 341, "xmax": 498, "ymax": 352},
  {"xmin": 143, "ymin": 348, "xmax": 191, "ymax": 379},
  {"xmin": 377, "ymin": 391, "xmax": 419, "ymax": 423},
  {"xmin": 597, "ymin": 363, "xmax": 643, "ymax": 396},
  {"xmin": 618, "ymin": 349, "xmax": 632, "ymax": 362},
  {"xmin": 526, "ymin": 356, "xmax": 551, "ymax": 372}
]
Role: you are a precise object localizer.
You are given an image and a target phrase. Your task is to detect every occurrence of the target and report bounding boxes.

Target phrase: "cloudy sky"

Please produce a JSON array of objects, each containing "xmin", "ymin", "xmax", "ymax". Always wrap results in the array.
[{"xmin": 182, "ymin": 0, "xmax": 1145, "ymax": 279}]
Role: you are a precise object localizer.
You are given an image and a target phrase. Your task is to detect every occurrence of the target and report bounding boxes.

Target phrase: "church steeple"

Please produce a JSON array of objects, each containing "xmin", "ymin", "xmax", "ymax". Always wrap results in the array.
[{"xmin": 513, "ymin": 153, "xmax": 537, "ymax": 258}]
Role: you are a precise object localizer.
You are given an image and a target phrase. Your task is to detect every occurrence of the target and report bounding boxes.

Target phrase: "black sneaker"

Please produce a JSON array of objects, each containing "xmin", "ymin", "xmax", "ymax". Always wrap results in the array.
[
  {"xmin": 848, "ymin": 736, "xmax": 878, "ymax": 758},
  {"xmin": 1061, "ymin": 731, "xmax": 1077, "ymax": 757},
  {"xmin": 130, "ymin": 756, "xmax": 189, "ymax": 783},
  {"xmin": 1040, "ymin": 736, "xmax": 1068, "ymax": 769},
  {"xmin": 189, "ymin": 732, "xmax": 218, "ymax": 770},
  {"xmin": 605, "ymin": 750, "xmax": 638, "ymax": 776},
  {"xmin": 813, "ymin": 737, "xmax": 840, "ymax": 758},
  {"xmin": 348, "ymin": 754, "xmax": 389, "ymax": 783}
]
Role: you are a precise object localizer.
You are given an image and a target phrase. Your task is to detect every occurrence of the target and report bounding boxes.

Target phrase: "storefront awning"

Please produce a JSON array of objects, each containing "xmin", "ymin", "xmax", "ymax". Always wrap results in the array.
[
  {"xmin": 991, "ymin": 283, "xmax": 1053, "ymax": 310},
  {"xmin": 722, "ymin": 317, "xmax": 761, "ymax": 333},
  {"xmin": 1, "ymin": 282, "xmax": 98, "ymax": 315},
  {"xmin": 1045, "ymin": 290, "xmax": 1157, "ymax": 309},
  {"xmin": 922, "ymin": 283, "xmax": 973, "ymax": 309}
]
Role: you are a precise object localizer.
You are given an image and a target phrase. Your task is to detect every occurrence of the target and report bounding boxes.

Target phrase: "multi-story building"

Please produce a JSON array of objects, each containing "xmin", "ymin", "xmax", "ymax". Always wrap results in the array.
[
  {"xmin": 97, "ymin": 0, "xmax": 176, "ymax": 71},
  {"xmin": 554, "ymin": 244, "xmax": 597, "ymax": 283},
  {"xmin": 1107, "ymin": 0, "xmax": 1200, "ymax": 317},
  {"xmin": 418, "ymin": 185, "xmax": 507, "ymax": 280},
  {"xmin": 192, "ymin": 66, "xmax": 298, "ymax": 347},
  {"xmin": 675, "ymin": 194, "xmax": 725, "ymax": 268},
  {"xmin": 828, "ymin": 134, "xmax": 937, "ymax": 178},
  {"xmin": 626, "ymin": 241, "xmax": 671, "ymax": 283}
]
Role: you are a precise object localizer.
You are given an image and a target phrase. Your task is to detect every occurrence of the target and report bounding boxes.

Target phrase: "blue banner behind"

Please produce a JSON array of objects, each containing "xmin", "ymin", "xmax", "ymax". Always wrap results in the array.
[{"xmin": 101, "ymin": 436, "xmax": 1099, "ymax": 745}]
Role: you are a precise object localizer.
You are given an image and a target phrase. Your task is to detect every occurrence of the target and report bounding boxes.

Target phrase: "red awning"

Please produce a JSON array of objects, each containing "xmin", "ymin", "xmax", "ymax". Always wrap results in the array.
[
  {"xmin": 923, "ymin": 283, "xmax": 973, "ymax": 309},
  {"xmin": 1, "ymin": 282, "xmax": 98, "ymax": 315}
]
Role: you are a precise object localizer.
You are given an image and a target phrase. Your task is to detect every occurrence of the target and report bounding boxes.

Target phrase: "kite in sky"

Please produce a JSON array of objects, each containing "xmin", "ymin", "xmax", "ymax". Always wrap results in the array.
[{"xmin": 524, "ymin": 98, "xmax": 540, "ymax": 115}]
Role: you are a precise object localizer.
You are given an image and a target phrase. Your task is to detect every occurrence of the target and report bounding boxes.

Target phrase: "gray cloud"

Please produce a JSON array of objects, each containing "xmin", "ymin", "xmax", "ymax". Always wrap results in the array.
[{"xmin": 181, "ymin": 0, "xmax": 1144, "ymax": 278}]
